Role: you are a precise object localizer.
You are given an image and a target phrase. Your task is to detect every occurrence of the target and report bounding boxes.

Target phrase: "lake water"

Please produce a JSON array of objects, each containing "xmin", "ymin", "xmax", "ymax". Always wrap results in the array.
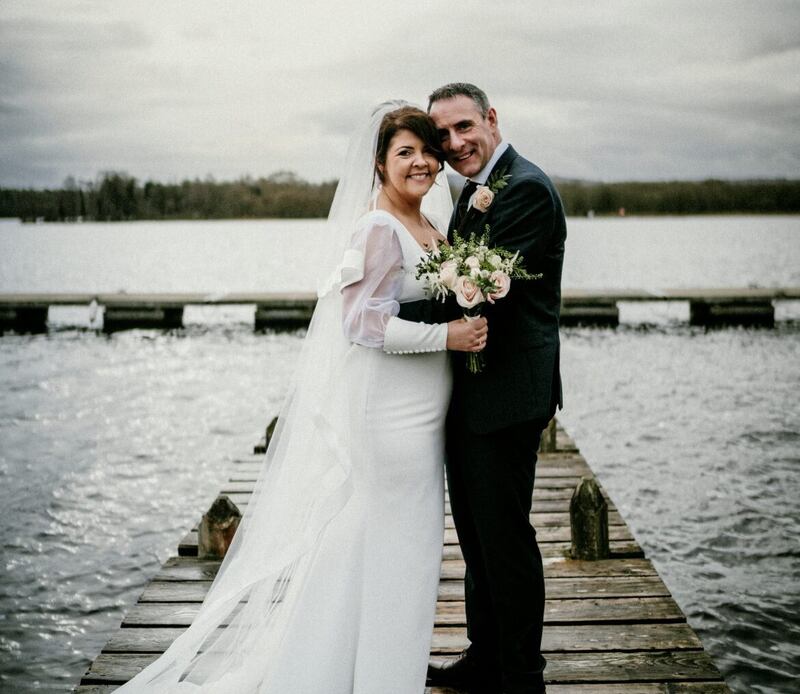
[{"xmin": 1, "ymin": 216, "xmax": 799, "ymax": 693}]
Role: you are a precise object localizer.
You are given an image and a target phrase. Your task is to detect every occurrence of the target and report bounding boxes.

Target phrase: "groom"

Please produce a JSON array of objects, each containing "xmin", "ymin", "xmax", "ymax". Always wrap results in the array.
[{"xmin": 399, "ymin": 83, "xmax": 565, "ymax": 694}]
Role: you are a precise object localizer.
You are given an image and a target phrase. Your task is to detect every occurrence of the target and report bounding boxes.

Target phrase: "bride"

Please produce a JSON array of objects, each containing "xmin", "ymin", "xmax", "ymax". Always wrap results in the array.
[{"xmin": 115, "ymin": 101, "xmax": 487, "ymax": 693}]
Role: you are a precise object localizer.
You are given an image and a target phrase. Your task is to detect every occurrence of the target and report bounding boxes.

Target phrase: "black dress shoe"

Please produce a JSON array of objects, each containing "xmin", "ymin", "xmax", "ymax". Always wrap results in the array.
[{"xmin": 426, "ymin": 651, "xmax": 501, "ymax": 693}]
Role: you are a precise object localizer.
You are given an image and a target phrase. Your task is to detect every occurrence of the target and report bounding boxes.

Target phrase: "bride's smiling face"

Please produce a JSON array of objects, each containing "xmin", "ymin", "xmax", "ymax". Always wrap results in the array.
[{"xmin": 378, "ymin": 129, "xmax": 440, "ymax": 202}]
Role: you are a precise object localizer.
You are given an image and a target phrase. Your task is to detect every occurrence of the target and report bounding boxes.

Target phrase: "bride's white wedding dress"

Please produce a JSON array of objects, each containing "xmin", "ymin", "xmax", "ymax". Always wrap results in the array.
[
  {"xmin": 114, "ymin": 101, "xmax": 454, "ymax": 694},
  {"xmin": 262, "ymin": 209, "xmax": 451, "ymax": 692}
]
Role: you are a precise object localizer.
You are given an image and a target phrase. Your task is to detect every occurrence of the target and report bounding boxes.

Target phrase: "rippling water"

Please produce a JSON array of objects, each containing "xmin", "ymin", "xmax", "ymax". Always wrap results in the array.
[
  {"xmin": 558, "ymin": 324, "xmax": 800, "ymax": 693},
  {"xmin": 1, "ymin": 216, "xmax": 799, "ymax": 692},
  {"xmin": 0, "ymin": 326, "xmax": 299, "ymax": 691}
]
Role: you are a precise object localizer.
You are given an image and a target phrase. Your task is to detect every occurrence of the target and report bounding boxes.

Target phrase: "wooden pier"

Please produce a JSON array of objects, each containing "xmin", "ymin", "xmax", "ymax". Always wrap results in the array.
[
  {"xmin": 2, "ymin": 287, "xmax": 798, "ymax": 332},
  {"xmin": 74, "ymin": 421, "xmax": 730, "ymax": 692}
]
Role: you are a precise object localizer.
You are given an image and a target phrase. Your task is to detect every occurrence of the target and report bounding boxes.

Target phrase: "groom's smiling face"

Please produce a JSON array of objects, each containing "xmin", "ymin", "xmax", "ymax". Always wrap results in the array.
[{"xmin": 429, "ymin": 95, "xmax": 501, "ymax": 179}]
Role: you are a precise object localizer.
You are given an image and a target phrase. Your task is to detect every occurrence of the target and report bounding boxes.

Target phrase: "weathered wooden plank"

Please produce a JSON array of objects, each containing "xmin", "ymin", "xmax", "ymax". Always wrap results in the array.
[
  {"xmin": 443, "ymin": 526, "xmax": 635, "ymax": 544},
  {"xmin": 118, "ymin": 595, "xmax": 683, "ymax": 628},
  {"xmin": 203, "ymin": 495, "xmax": 619, "ymax": 514},
  {"xmin": 104, "ymin": 626, "xmax": 188, "ymax": 652},
  {"xmin": 543, "ymin": 650, "xmax": 724, "ymax": 683},
  {"xmin": 81, "ymin": 653, "xmax": 156, "ymax": 684},
  {"xmin": 183, "ymin": 509, "xmax": 627, "ymax": 535},
  {"xmin": 82, "ymin": 650, "xmax": 723, "ymax": 686},
  {"xmin": 0, "ymin": 292, "xmax": 98, "ymax": 306},
  {"xmin": 544, "ymin": 686, "xmax": 730, "ymax": 694},
  {"xmin": 226, "ymin": 457, "xmax": 591, "ymax": 480},
  {"xmin": 152, "ymin": 555, "xmax": 658, "ymax": 583},
  {"xmin": 101, "ymin": 621, "xmax": 701, "ymax": 655},
  {"xmin": 435, "ymin": 596, "xmax": 685, "ymax": 626},
  {"xmin": 445, "ymin": 528, "xmax": 634, "ymax": 542},
  {"xmin": 178, "ymin": 532, "xmax": 640, "ymax": 559},
  {"xmin": 444, "ymin": 557, "xmax": 659, "ymax": 579},
  {"xmin": 431, "ymin": 623, "xmax": 701, "ymax": 652},
  {"xmin": 426, "ymin": 650, "xmax": 723, "ymax": 684},
  {"xmin": 438, "ymin": 575, "xmax": 671, "ymax": 601},
  {"xmin": 536, "ymin": 464, "xmax": 591, "ymax": 477},
  {"xmin": 121, "ymin": 603, "xmax": 201, "ymax": 626},
  {"xmin": 428, "ymin": 684, "xmax": 731, "ymax": 694},
  {"xmin": 440, "ymin": 539, "xmax": 642, "ymax": 562},
  {"xmin": 155, "ymin": 557, "xmax": 222, "ymax": 581},
  {"xmin": 219, "ymin": 475, "xmax": 599, "ymax": 494},
  {"xmin": 138, "ymin": 573, "xmax": 670, "ymax": 604},
  {"xmin": 216, "ymin": 485, "xmax": 611, "ymax": 503},
  {"xmin": 5, "ymin": 287, "xmax": 796, "ymax": 306}
]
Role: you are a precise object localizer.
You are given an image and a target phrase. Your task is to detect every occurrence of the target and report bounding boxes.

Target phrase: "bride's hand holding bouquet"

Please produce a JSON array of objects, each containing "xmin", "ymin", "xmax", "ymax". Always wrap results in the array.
[{"xmin": 416, "ymin": 229, "xmax": 541, "ymax": 373}]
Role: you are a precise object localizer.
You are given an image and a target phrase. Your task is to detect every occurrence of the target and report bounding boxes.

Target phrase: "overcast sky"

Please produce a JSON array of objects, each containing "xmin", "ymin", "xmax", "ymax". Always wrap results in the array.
[{"xmin": 1, "ymin": 0, "xmax": 798, "ymax": 188}]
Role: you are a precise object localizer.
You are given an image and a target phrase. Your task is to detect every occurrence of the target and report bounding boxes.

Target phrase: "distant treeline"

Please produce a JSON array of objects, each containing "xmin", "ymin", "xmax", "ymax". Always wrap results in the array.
[
  {"xmin": 0, "ymin": 171, "xmax": 337, "ymax": 222},
  {"xmin": 556, "ymin": 178, "xmax": 800, "ymax": 216},
  {"xmin": 1, "ymin": 172, "xmax": 799, "ymax": 222}
]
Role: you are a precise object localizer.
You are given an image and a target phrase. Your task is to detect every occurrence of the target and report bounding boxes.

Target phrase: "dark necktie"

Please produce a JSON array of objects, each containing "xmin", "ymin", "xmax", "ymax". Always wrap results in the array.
[{"xmin": 454, "ymin": 180, "xmax": 478, "ymax": 230}]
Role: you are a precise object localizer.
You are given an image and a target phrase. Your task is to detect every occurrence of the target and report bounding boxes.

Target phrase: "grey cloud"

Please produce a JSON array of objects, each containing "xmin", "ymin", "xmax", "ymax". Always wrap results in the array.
[{"xmin": 1, "ymin": 1, "xmax": 798, "ymax": 187}]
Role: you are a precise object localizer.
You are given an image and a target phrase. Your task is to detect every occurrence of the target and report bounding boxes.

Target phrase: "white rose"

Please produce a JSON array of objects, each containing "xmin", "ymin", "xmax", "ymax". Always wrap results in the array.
[
  {"xmin": 472, "ymin": 186, "xmax": 495, "ymax": 212},
  {"xmin": 464, "ymin": 255, "xmax": 480, "ymax": 269},
  {"xmin": 488, "ymin": 253, "xmax": 503, "ymax": 269},
  {"xmin": 438, "ymin": 259, "xmax": 458, "ymax": 289},
  {"xmin": 455, "ymin": 275, "xmax": 484, "ymax": 309},
  {"xmin": 486, "ymin": 270, "xmax": 511, "ymax": 304}
]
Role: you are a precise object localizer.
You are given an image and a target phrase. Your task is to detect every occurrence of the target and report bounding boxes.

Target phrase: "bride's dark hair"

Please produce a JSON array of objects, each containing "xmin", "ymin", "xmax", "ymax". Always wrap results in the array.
[{"xmin": 374, "ymin": 106, "xmax": 445, "ymax": 183}]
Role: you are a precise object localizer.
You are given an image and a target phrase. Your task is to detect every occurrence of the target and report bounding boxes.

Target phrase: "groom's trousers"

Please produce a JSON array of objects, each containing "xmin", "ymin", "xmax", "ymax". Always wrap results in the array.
[{"xmin": 445, "ymin": 410, "xmax": 549, "ymax": 694}]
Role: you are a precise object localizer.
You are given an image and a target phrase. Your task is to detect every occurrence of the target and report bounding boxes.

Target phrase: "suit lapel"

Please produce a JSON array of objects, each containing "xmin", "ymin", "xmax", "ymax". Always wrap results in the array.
[{"xmin": 455, "ymin": 145, "xmax": 519, "ymax": 239}]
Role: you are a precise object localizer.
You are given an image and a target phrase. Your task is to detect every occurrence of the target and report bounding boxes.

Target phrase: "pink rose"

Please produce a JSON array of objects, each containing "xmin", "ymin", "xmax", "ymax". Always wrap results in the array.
[
  {"xmin": 438, "ymin": 259, "xmax": 458, "ymax": 289},
  {"xmin": 486, "ymin": 270, "xmax": 511, "ymax": 304},
  {"xmin": 455, "ymin": 275, "xmax": 484, "ymax": 309},
  {"xmin": 472, "ymin": 185, "xmax": 495, "ymax": 212}
]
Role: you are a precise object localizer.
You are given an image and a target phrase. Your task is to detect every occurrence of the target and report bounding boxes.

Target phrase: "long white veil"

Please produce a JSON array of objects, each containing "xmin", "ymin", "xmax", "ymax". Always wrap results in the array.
[{"xmin": 115, "ymin": 101, "xmax": 453, "ymax": 692}]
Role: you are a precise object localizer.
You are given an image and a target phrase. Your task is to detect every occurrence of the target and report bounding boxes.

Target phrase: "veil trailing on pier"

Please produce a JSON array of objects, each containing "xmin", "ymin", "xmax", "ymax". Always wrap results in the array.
[{"xmin": 115, "ymin": 101, "xmax": 452, "ymax": 692}]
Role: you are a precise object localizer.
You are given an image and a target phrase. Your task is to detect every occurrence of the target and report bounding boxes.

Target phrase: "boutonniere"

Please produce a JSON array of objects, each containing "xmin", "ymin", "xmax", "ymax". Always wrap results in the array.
[{"xmin": 471, "ymin": 167, "xmax": 511, "ymax": 213}]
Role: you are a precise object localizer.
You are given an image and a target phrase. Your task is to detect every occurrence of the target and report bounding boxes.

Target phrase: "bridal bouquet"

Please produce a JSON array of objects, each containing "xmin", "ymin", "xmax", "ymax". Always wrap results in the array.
[{"xmin": 416, "ymin": 229, "xmax": 541, "ymax": 373}]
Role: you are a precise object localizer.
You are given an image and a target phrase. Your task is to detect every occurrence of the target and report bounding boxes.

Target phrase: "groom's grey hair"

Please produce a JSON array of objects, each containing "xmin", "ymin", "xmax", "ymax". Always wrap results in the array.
[{"xmin": 428, "ymin": 83, "xmax": 490, "ymax": 117}]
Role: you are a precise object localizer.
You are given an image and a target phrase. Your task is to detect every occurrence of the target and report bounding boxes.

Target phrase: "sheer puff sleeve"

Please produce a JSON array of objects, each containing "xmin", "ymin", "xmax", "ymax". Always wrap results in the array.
[{"xmin": 341, "ymin": 216, "xmax": 448, "ymax": 353}]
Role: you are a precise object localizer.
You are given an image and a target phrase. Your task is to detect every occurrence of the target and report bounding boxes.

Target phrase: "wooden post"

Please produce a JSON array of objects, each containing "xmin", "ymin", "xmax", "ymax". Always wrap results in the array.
[
  {"xmin": 253, "ymin": 415, "xmax": 278, "ymax": 454},
  {"xmin": 570, "ymin": 477, "xmax": 609, "ymax": 560},
  {"xmin": 198, "ymin": 495, "xmax": 241, "ymax": 559},
  {"xmin": 538, "ymin": 417, "xmax": 558, "ymax": 453}
]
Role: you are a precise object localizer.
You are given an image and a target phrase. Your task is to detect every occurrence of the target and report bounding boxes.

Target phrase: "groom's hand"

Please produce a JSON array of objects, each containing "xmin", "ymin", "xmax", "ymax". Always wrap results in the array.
[{"xmin": 446, "ymin": 316, "xmax": 488, "ymax": 352}]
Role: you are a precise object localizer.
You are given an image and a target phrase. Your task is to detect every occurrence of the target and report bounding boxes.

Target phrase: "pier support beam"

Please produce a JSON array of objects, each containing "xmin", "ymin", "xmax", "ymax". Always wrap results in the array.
[
  {"xmin": 561, "ymin": 300, "xmax": 619, "ymax": 327},
  {"xmin": 689, "ymin": 299, "xmax": 774, "ymax": 328},
  {"xmin": 538, "ymin": 418, "xmax": 558, "ymax": 453},
  {"xmin": 103, "ymin": 305, "xmax": 184, "ymax": 332},
  {"xmin": 255, "ymin": 300, "xmax": 316, "ymax": 331},
  {"xmin": 570, "ymin": 477, "xmax": 609, "ymax": 560},
  {"xmin": 0, "ymin": 305, "xmax": 49, "ymax": 333},
  {"xmin": 198, "ymin": 495, "xmax": 241, "ymax": 559}
]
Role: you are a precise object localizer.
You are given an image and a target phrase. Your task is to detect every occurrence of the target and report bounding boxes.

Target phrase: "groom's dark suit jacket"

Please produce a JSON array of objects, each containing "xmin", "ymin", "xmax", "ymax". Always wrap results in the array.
[{"xmin": 400, "ymin": 145, "xmax": 565, "ymax": 434}]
